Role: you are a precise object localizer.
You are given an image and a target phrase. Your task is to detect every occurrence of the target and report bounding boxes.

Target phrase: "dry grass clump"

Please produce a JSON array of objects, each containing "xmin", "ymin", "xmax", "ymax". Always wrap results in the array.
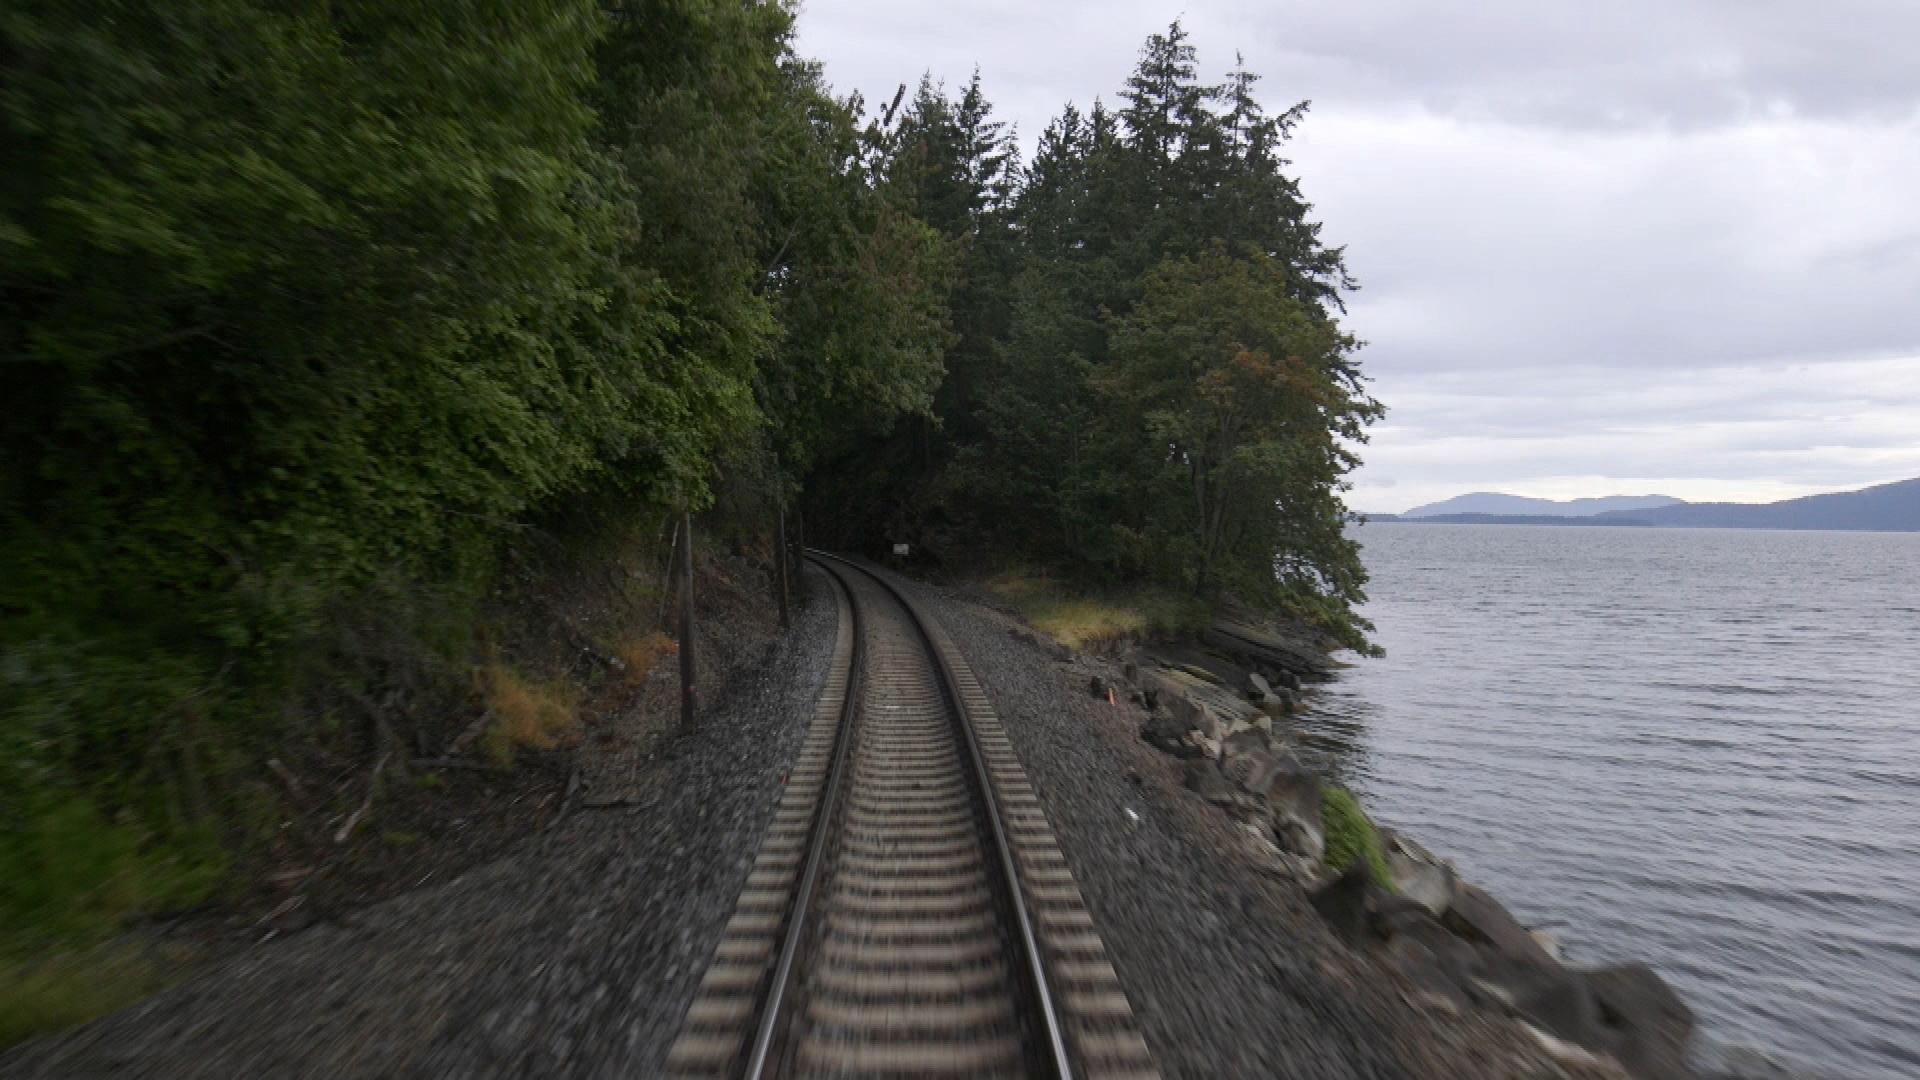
[
  {"xmin": 615, "ymin": 631, "xmax": 678, "ymax": 688},
  {"xmin": 983, "ymin": 568, "xmax": 1208, "ymax": 649},
  {"xmin": 477, "ymin": 663, "xmax": 578, "ymax": 765}
]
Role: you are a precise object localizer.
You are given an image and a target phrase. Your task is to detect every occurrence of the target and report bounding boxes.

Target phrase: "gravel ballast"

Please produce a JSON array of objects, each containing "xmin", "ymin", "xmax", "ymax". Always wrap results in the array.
[{"xmin": 2, "ymin": 567, "xmax": 840, "ymax": 1079}]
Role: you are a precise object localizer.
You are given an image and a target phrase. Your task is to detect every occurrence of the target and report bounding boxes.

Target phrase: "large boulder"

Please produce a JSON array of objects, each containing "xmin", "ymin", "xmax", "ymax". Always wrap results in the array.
[
  {"xmin": 1371, "ymin": 892, "xmax": 1485, "ymax": 1008},
  {"xmin": 1224, "ymin": 708, "xmax": 1273, "ymax": 738},
  {"xmin": 1140, "ymin": 707, "xmax": 1203, "ymax": 758},
  {"xmin": 1221, "ymin": 747, "xmax": 1323, "ymax": 859},
  {"xmin": 1264, "ymin": 762, "xmax": 1323, "ymax": 862},
  {"xmin": 1218, "ymin": 725, "xmax": 1273, "ymax": 772},
  {"xmin": 1167, "ymin": 686, "xmax": 1213, "ymax": 738},
  {"xmin": 1383, "ymin": 830, "xmax": 1458, "ymax": 917},
  {"xmin": 1216, "ymin": 707, "xmax": 1272, "ymax": 775},
  {"xmin": 1309, "ymin": 863, "xmax": 1372, "ymax": 944},
  {"xmin": 1244, "ymin": 671, "xmax": 1302, "ymax": 716},
  {"xmin": 1226, "ymin": 747, "xmax": 1301, "ymax": 797},
  {"xmin": 1143, "ymin": 663, "xmax": 1266, "ymax": 752},
  {"xmin": 1508, "ymin": 964, "xmax": 1607, "ymax": 1053},
  {"xmin": 1162, "ymin": 691, "xmax": 1222, "ymax": 758},
  {"xmin": 1586, "ymin": 964, "xmax": 1696, "ymax": 1080},
  {"xmin": 1247, "ymin": 671, "xmax": 1275, "ymax": 702},
  {"xmin": 1377, "ymin": 901, "xmax": 1485, "ymax": 986},
  {"xmin": 1442, "ymin": 883, "xmax": 1559, "ymax": 973},
  {"xmin": 1180, "ymin": 759, "xmax": 1236, "ymax": 807},
  {"xmin": 1432, "ymin": 889, "xmax": 1696, "ymax": 1080}
]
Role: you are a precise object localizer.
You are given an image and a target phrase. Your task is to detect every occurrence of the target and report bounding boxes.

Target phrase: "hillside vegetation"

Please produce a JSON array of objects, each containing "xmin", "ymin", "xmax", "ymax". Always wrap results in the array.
[{"xmin": 1, "ymin": 2, "xmax": 1375, "ymax": 969}]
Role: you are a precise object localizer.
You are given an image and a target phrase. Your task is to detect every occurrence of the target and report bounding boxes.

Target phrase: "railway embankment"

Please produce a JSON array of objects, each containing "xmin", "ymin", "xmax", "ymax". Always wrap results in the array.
[
  {"xmin": 4, "ymin": 558, "xmax": 1690, "ymax": 1079},
  {"xmin": 911, "ymin": 569, "xmax": 1709, "ymax": 1080}
]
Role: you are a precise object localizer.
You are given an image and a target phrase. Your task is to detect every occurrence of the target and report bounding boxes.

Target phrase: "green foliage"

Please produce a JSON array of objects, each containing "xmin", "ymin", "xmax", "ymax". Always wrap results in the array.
[
  {"xmin": 1322, "ymin": 786, "xmax": 1394, "ymax": 891},
  {"xmin": 0, "ymin": 943, "xmax": 187, "ymax": 1050},
  {"xmin": 0, "ymin": 794, "xmax": 224, "ymax": 945},
  {"xmin": 1104, "ymin": 249, "xmax": 1381, "ymax": 646},
  {"xmin": 4, "ymin": 7, "xmax": 1382, "ymax": 993},
  {"xmin": 2, "ymin": 0, "xmax": 956, "ymax": 949}
]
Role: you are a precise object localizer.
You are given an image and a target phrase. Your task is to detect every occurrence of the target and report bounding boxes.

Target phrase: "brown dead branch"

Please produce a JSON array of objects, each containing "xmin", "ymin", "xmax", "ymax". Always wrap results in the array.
[{"xmin": 332, "ymin": 751, "xmax": 390, "ymax": 844}]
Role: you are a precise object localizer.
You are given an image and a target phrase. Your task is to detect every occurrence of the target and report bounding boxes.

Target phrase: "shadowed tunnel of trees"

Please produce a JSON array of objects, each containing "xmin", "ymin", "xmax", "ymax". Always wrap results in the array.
[{"xmin": 1, "ymin": 3, "xmax": 1375, "ymax": 960}]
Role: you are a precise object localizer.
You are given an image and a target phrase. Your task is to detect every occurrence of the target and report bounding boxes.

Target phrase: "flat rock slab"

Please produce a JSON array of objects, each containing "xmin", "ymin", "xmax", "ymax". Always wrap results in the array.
[
  {"xmin": 1206, "ymin": 616, "xmax": 1338, "ymax": 678},
  {"xmin": 1142, "ymin": 664, "xmax": 1266, "ymax": 741}
]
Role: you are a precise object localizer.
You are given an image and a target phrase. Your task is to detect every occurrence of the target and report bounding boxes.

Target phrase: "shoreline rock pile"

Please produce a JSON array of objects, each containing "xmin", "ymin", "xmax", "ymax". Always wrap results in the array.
[{"xmin": 1115, "ymin": 613, "xmax": 1704, "ymax": 1080}]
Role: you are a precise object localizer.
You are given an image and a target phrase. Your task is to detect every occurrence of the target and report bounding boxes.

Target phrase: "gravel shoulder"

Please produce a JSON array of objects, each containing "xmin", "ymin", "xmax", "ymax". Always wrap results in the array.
[
  {"xmin": 1, "ymin": 566, "xmax": 840, "ymax": 1080},
  {"xmin": 890, "ymin": 571, "xmax": 1596, "ymax": 1080}
]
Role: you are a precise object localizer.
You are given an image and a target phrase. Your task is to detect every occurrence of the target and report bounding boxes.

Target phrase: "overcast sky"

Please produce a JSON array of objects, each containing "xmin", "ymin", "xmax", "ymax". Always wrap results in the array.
[{"xmin": 795, "ymin": 1, "xmax": 1920, "ymax": 513}]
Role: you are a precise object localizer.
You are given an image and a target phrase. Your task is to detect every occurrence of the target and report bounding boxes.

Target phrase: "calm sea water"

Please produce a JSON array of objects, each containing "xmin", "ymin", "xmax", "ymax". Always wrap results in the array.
[{"xmin": 1299, "ymin": 524, "xmax": 1920, "ymax": 1079}]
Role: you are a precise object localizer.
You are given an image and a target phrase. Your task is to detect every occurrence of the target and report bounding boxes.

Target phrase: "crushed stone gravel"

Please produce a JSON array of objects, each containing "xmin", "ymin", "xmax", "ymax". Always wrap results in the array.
[{"xmin": 1, "ymin": 567, "xmax": 839, "ymax": 1080}]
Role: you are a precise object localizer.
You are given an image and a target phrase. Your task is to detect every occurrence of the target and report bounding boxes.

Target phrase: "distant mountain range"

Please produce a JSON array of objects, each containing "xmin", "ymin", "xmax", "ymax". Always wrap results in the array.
[
  {"xmin": 1401, "ymin": 493, "xmax": 1683, "ymax": 518},
  {"xmin": 1369, "ymin": 477, "xmax": 1920, "ymax": 532}
]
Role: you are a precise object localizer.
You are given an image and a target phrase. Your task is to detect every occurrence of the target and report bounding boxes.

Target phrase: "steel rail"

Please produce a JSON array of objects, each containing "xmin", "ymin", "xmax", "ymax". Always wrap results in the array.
[
  {"xmin": 741, "ymin": 560, "xmax": 865, "ymax": 1079},
  {"xmin": 805, "ymin": 550, "xmax": 1074, "ymax": 1080}
]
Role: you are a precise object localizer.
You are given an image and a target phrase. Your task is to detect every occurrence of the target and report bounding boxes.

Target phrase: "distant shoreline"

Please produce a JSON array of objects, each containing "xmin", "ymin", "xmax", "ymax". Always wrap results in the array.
[
  {"xmin": 1361, "ymin": 513, "xmax": 1919, "ymax": 532},
  {"xmin": 1365, "ymin": 475, "xmax": 1920, "ymax": 531},
  {"xmin": 1366, "ymin": 513, "xmax": 1653, "ymax": 527}
]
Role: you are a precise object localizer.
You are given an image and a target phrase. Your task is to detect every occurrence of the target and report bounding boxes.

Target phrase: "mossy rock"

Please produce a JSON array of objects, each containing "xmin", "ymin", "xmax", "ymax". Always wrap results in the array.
[{"xmin": 1321, "ymin": 786, "xmax": 1394, "ymax": 892}]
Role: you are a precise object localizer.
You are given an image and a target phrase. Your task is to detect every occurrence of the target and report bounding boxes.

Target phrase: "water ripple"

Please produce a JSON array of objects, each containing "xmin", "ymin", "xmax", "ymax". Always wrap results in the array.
[{"xmin": 1301, "ymin": 525, "xmax": 1920, "ymax": 1080}]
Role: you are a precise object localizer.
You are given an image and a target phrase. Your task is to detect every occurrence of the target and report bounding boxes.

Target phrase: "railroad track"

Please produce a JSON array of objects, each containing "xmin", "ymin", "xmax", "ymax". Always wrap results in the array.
[{"xmin": 667, "ymin": 553, "xmax": 1157, "ymax": 1079}]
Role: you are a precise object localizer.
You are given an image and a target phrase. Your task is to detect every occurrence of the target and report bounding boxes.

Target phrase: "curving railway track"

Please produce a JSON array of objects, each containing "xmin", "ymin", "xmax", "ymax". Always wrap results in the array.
[{"xmin": 667, "ymin": 553, "xmax": 1157, "ymax": 1079}]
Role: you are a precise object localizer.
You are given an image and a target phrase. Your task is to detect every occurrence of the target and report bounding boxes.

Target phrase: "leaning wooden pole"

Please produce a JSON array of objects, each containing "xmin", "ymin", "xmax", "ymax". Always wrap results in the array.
[
  {"xmin": 775, "ymin": 499, "xmax": 791, "ymax": 629},
  {"xmin": 678, "ymin": 511, "xmax": 696, "ymax": 730},
  {"xmin": 771, "ymin": 451, "xmax": 791, "ymax": 629}
]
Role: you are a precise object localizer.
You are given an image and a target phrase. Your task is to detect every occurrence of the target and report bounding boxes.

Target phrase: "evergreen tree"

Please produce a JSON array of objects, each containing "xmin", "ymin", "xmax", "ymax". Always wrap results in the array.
[
  {"xmin": 1104, "ymin": 249, "xmax": 1379, "ymax": 641},
  {"xmin": 920, "ymin": 22, "xmax": 1380, "ymax": 645}
]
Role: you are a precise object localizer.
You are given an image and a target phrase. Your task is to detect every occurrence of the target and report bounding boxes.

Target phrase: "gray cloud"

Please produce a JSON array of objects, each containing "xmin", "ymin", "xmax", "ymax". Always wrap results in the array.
[
  {"xmin": 1221, "ymin": 1, "xmax": 1920, "ymax": 129},
  {"xmin": 1296, "ymin": 108, "xmax": 1920, "ymax": 372},
  {"xmin": 796, "ymin": 1, "xmax": 1920, "ymax": 512}
]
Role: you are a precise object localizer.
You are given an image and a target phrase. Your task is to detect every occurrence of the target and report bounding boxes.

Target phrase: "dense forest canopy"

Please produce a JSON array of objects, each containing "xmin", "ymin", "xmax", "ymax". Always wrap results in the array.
[
  {"xmin": 1, "ymin": 3, "xmax": 1373, "ymax": 942},
  {"xmin": 808, "ymin": 27, "xmax": 1379, "ymax": 641}
]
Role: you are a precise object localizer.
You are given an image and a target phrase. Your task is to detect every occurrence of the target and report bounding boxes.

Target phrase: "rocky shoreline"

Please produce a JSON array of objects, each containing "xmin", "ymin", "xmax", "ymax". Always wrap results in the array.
[{"xmin": 1055, "ymin": 611, "xmax": 1710, "ymax": 1080}]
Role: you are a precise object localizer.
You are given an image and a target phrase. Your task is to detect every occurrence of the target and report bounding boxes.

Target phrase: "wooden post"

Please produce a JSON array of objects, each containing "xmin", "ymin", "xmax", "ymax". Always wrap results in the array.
[
  {"xmin": 793, "ymin": 506, "xmax": 805, "ymax": 602},
  {"xmin": 775, "ymin": 498, "xmax": 791, "ymax": 629},
  {"xmin": 678, "ymin": 511, "xmax": 696, "ymax": 730},
  {"xmin": 772, "ymin": 451, "xmax": 791, "ymax": 630}
]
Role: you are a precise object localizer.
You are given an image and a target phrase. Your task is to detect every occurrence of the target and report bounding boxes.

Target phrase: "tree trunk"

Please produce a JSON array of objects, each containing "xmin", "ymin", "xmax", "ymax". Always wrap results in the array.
[
  {"xmin": 677, "ymin": 511, "xmax": 696, "ymax": 731},
  {"xmin": 775, "ymin": 497, "xmax": 791, "ymax": 629}
]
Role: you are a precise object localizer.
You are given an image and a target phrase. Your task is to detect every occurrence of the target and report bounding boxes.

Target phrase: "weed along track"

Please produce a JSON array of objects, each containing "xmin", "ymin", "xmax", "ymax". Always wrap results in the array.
[{"xmin": 668, "ymin": 554, "xmax": 1157, "ymax": 1079}]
